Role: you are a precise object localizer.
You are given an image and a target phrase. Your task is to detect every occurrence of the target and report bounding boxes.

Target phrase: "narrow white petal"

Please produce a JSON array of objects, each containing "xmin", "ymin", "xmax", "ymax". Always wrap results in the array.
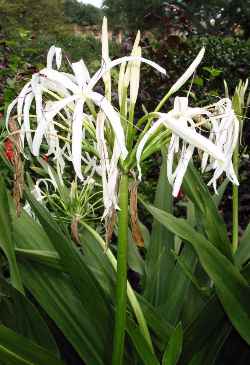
[
  {"xmin": 168, "ymin": 47, "xmax": 205, "ymax": 96},
  {"xmin": 31, "ymin": 75, "xmax": 43, "ymax": 125},
  {"xmin": 102, "ymin": 17, "xmax": 109, "ymax": 62},
  {"xmin": 72, "ymin": 99, "xmax": 84, "ymax": 180},
  {"xmin": 55, "ymin": 47, "xmax": 62, "ymax": 69},
  {"xmin": 130, "ymin": 47, "xmax": 141, "ymax": 105},
  {"xmin": 172, "ymin": 144, "xmax": 194, "ymax": 197},
  {"xmin": 136, "ymin": 119, "xmax": 163, "ymax": 180},
  {"xmin": 96, "ymin": 112, "xmax": 109, "ymax": 217},
  {"xmin": 167, "ymin": 134, "xmax": 179, "ymax": 184},
  {"xmin": 124, "ymin": 30, "xmax": 140, "ymax": 84},
  {"xmin": 32, "ymin": 95, "xmax": 77, "ymax": 155},
  {"xmin": 47, "ymin": 46, "xmax": 56, "ymax": 68},
  {"xmin": 23, "ymin": 92, "xmax": 34, "ymax": 150},
  {"xmin": 5, "ymin": 98, "xmax": 17, "ymax": 131},
  {"xmin": 40, "ymin": 78, "xmax": 70, "ymax": 98},
  {"xmin": 71, "ymin": 59, "xmax": 90, "ymax": 88},
  {"xmin": 89, "ymin": 91, "xmax": 128, "ymax": 160},
  {"xmin": 173, "ymin": 96, "xmax": 189, "ymax": 113},
  {"xmin": 88, "ymin": 55, "xmax": 166, "ymax": 91},
  {"xmin": 40, "ymin": 68, "xmax": 79, "ymax": 94},
  {"xmin": 101, "ymin": 17, "xmax": 111, "ymax": 101},
  {"xmin": 96, "ymin": 112, "xmax": 110, "ymax": 171},
  {"xmin": 47, "ymin": 46, "xmax": 62, "ymax": 69},
  {"xmin": 17, "ymin": 82, "xmax": 31, "ymax": 126},
  {"xmin": 161, "ymin": 114, "xmax": 225, "ymax": 163},
  {"xmin": 118, "ymin": 62, "xmax": 126, "ymax": 107}
]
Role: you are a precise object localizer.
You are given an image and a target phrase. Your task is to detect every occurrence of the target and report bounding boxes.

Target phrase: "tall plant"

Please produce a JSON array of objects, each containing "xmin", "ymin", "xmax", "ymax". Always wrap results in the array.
[{"xmin": 5, "ymin": 17, "xmax": 250, "ymax": 365}]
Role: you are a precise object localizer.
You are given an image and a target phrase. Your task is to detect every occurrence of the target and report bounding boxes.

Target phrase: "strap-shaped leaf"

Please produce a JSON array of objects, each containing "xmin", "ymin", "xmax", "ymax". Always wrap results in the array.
[
  {"xmin": 24, "ymin": 192, "xmax": 113, "ymax": 364},
  {"xmin": 127, "ymin": 319, "xmax": 160, "ymax": 365},
  {"xmin": 235, "ymin": 222, "xmax": 250, "ymax": 267},
  {"xmin": 143, "ymin": 202, "xmax": 250, "ymax": 345},
  {"xmin": 182, "ymin": 164, "xmax": 232, "ymax": 261},
  {"xmin": 144, "ymin": 152, "xmax": 175, "ymax": 306},
  {"xmin": 162, "ymin": 323, "xmax": 183, "ymax": 365},
  {"xmin": 0, "ymin": 277, "xmax": 59, "ymax": 355},
  {"xmin": 0, "ymin": 325, "xmax": 65, "ymax": 365},
  {"xmin": 0, "ymin": 176, "xmax": 23, "ymax": 291}
]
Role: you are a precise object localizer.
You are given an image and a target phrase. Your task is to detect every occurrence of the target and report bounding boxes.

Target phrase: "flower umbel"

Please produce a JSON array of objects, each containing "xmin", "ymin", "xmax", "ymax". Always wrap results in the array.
[
  {"xmin": 6, "ymin": 18, "xmax": 165, "ymax": 219},
  {"xmin": 137, "ymin": 96, "xmax": 239, "ymax": 196}
]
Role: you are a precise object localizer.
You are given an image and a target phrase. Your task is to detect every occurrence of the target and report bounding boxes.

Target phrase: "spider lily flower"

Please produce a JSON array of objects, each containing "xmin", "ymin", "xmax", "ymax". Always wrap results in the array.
[
  {"xmin": 201, "ymin": 98, "xmax": 239, "ymax": 191},
  {"xmin": 6, "ymin": 45, "xmax": 165, "ymax": 182},
  {"xmin": 47, "ymin": 46, "xmax": 62, "ymax": 70},
  {"xmin": 167, "ymin": 47, "xmax": 205, "ymax": 97},
  {"xmin": 136, "ymin": 96, "xmax": 239, "ymax": 197},
  {"xmin": 101, "ymin": 16, "xmax": 111, "ymax": 101},
  {"xmin": 96, "ymin": 111, "xmax": 120, "ymax": 219}
]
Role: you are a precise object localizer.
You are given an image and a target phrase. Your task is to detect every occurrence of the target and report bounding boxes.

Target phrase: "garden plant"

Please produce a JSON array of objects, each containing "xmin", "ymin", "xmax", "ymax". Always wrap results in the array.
[{"xmin": 0, "ymin": 17, "xmax": 250, "ymax": 365}]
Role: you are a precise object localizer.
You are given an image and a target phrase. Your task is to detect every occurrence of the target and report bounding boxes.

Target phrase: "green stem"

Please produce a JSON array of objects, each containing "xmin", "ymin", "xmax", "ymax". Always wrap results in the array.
[
  {"xmin": 112, "ymin": 174, "xmax": 129, "ymax": 365},
  {"xmin": 232, "ymin": 143, "xmax": 239, "ymax": 254},
  {"xmin": 81, "ymin": 222, "xmax": 153, "ymax": 351},
  {"xmin": 154, "ymin": 91, "xmax": 171, "ymax": 113}
]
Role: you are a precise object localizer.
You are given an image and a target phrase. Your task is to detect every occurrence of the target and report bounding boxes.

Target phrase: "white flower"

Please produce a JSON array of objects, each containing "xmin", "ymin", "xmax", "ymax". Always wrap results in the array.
[
  {"xmin": 136, "ymin": 96, "xmax": 239, "ymax": 196},
  {"xmin": 47, "ymin": 45, "xmax": 62, "ymax": 70},
  {"xmin": 96, "ymin": 111, "xmax": 120, "ymax": 219},
  {"xmin": 201, "ymin": 98, "xmax": 239, "ymax": 191},
  {"xmin": 6, "ymin": 49, "xmax": 165, "ymax": 181}
]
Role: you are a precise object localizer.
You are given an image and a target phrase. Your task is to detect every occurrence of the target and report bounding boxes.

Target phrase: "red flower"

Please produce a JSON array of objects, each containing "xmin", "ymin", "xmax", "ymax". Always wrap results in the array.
[
  {"xmin": 176, "ymin": 189, "xmax": 184, "ymax": 199},
  {"xmin": 4, "ymin": 139, "xmax": 14, "ymax": 162}
]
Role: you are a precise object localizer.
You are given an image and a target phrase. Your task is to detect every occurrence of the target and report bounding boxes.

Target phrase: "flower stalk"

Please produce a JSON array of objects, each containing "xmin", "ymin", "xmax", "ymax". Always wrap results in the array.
[
  {"xmin": 232, "ymin": 144, "xmax": 239, "ymax": 253},
  {"xmin": 230, "ymin": 79, "xmax": 249, "ymax": 253},
  {"xmin": 112, "ymin": 173, "xmax": 129, "ymax": 365}
]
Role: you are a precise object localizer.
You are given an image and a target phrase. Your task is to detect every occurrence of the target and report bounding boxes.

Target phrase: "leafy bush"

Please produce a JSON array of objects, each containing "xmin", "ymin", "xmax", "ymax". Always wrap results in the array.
[{"xmin": 140, "ymin": 35, "xmax": 250, "ymax": 108}]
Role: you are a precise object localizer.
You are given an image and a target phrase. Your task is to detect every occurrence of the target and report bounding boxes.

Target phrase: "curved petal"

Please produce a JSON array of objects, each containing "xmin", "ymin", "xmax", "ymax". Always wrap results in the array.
[
  {"xmin": 5, "ymin": 99, "xmax": 17, "ymax": 131},
  {"xmin": 167, "ymin": 47, "xmax": 205, "ymax": 97},
  {"xmin": 136, "ymin": 119, "xmax": 163, "ymax": 180},
  {"xmin": 17, "ymin": 82, "xmax": 31, "ymax": 126},
  {"xmin": 161, "ymin": 114, "xmax": 225, "ymax": 163},
  {"xmin": 47, "ymin": 46, "xmax": 62, "ymax": 69},
  {"xmin": 39, "ymin": 68, "xmax": 79, "ymax": 94},
  {"xmin": 72, "ymin": 98, "xmax": 85, "ymax": 180},
  {"xmin": 88, "ymin": 55, "xmax": 166, "ymax": 91},
  {"xmin": 172, "ymin": 143, "xmax": 194, "ymax": 197},
  {"xmin": 71, "ymin": 59, "xmax": 90, "ymax": 88},
  {"xmin": 32, "ymin": 95, "xmax": 77, "ymax": 156},
  {"xmin": 23, "ymin": 92, "xmax": 34, "ymax": 150},
  {"xmin": 89, "ymin": 91, "xmax": 128, "ymax": 160}
]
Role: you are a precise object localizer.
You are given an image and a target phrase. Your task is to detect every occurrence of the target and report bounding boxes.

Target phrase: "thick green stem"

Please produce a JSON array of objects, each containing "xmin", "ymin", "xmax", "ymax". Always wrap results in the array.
[
  {"xmin": 81, "ymin": 221, "xmax": 154, "ymax": 351},
  {"xmin": 112, "ymin": 174, "xmax": 129, "ymax": 365},
  {"xmin": 232, "ymin": 144, "xmax": 239, "ymax": 254}
]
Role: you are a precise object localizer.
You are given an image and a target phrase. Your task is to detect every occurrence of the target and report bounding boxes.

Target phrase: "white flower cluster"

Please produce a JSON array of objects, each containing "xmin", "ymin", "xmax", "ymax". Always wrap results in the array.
[
  {"xmin": 136, "ymin": 96, "xmax": 239, "ymax": 196},
  {"xmin": 6, "ymin": 18, "xmax": 239, "ymax": 218}
]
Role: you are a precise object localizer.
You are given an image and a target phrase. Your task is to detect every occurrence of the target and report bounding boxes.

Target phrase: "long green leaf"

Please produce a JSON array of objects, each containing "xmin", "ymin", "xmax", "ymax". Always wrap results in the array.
[
  {"xmin": 158, "ymin": 245, "xmax": 197, "ymax": 326},
  {"xmin": 19, "ymin": 261, "xmax": 108, "ymax": 365},
  {"xmin": 0, "ymin": 176, "xmax": 23, "ymax": 291},
  {"xmin": 235, "ymin": 222, "xmax": 250, "ymax": 267},
  {"xmin": 0, "ymin": 325, "xmax": 65, "ymax": 365},
  {"xmin": 13, "ymin": 204, "xmax": 112, "ymax": 364},
  {"xmin": 187, "ymin": 321, "xmax": 231, "ymax": 365},
  {"xmin": 162, "ymin": 323, "xmax": 183, "ymax": 365},
  {"xmin": 143, "ymin": 202, "xmax": 250, "ymax": 345},
  {"xmin": 127, "ymin": 320, "xmax": 160, "ymax": 365},
  {"xmin": 26, "ymin": 191, "xmax": 113, "ymax": 344},
  {"xmin": 144, "ymin": 152, "xmax": 175, "ymax": 306},
  {"xmin": 180, "ymin": 295, "xmax": 225, "ymax": 364},
  {"xmin": 182, "ymin": 164, "xmax": 232, "ymax": 260},
  {"xmin": 0, "ymin": 277, "xmax": 59, "ymax": 355},
  {"xmin": 138, "ymin": 295, "xmax": 173, "ymax": 348}
]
